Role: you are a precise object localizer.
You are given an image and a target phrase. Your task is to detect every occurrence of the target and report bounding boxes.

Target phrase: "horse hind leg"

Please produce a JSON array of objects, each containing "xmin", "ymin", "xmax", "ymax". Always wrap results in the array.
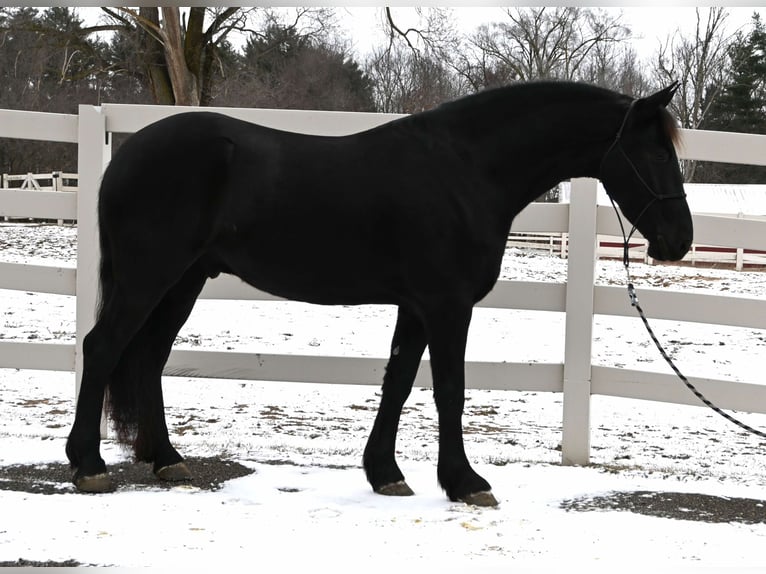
[
  {"xmin": 108, "ymin": 263, "xmax": 208, "ymax": 482},
  {"xmin": 66, "ymin": 282, "xmax": 173, "ymax": 492},
  {"xmin": 363, "ymin": 307, "xmax": 427, "ymax": 496}
]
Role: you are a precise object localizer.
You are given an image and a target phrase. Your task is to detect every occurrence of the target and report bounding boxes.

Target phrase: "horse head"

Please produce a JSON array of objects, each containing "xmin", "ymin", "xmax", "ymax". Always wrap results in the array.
[{"xmin": 599, "ymin": 82, "xmax": 693, "ymax": 262}]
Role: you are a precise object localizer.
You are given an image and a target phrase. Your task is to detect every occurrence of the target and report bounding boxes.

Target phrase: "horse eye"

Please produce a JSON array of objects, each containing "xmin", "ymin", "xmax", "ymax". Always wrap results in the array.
[{"xmin": 653, "ymin": 150, "xmax": 670, "ymax": 163}]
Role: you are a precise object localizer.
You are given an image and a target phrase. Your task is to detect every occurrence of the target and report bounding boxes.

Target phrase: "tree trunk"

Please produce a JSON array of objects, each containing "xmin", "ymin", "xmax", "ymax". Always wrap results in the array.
[
  {"xmin": 161, "ymin": 7, "xmax": 199, "ymax": 106},
  {"xmin": 139, "ymin": 7, "xmax": 174, "ymax": 105}
]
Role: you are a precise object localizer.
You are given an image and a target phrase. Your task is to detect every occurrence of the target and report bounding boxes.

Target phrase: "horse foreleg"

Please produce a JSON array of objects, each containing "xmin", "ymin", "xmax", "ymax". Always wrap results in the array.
[
  {"xmin": 428, "ymin": 303, "xmax": 497, "ymax": 507},
  {"xmin": 363, "ymin": 307, "xmax": 427, "ymax": 496}
]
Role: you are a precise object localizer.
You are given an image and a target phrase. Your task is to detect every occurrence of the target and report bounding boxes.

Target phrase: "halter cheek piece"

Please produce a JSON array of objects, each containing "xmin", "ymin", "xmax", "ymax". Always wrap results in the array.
[{"xmin": 599, "ymin": 99, "xmax": 687, "ymax": 265}]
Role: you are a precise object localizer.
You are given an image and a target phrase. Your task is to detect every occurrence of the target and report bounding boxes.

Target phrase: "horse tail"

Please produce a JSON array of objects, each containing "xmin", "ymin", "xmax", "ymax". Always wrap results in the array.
[
  {"xmin": 92, "ymin": 212, "xmax": 130, "ymax": 442},
  {"xmin": 95, "ymin": 197, "xmax": 151, "ymax": 458},
  {"xmin": 94, "ymin": 212, "xmax": 114, "ymax": 324}
]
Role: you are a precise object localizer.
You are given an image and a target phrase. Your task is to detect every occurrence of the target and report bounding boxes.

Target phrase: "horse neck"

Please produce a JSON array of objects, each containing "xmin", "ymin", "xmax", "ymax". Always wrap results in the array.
[{"xmin": 436, "ymin": 88, "xmax": 628, "ymax": 208}]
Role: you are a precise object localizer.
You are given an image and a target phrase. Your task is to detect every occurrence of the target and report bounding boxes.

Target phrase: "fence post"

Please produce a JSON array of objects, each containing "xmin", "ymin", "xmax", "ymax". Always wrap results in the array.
[
  {"xmin": 736, "ymin": 212, "xmax": 744, "ymax": 271},
  {"xmin": 53, "ymin": 171, "xmax": 63, "ymax": 225},
  {"xmin": 561, "ymin": 177, "xmax": 598, "ymax": 466},
  {"xmin": 76, "ymin": 106, "xmax": 111, "ymax": 436}
]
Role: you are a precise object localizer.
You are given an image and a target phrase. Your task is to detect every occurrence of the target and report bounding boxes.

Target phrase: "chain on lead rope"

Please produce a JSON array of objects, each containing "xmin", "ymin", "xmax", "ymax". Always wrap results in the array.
[{"xmin": 612, "ymin": 202, "xmax": 766, "ymax": 441}]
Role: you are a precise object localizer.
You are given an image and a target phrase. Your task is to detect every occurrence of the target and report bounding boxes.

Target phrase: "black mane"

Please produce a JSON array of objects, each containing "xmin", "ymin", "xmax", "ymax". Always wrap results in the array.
[
  {"xmin": 422, "ymin": 81, "xmax": 680, "ymax": 146},
  {"xmin": 437, "ymin": 81, "xmax": 625, "ymax": 112}
]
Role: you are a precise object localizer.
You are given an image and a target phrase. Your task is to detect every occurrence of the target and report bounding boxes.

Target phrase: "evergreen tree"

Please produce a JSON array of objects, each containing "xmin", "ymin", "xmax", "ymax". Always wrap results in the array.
[
  {"xmin": 696, "ymin": 13, "xmax": 766, "ymax": 183},
  {"xmin": 0, "ymin": 7, "xmax": 106, "ymax": 172}
]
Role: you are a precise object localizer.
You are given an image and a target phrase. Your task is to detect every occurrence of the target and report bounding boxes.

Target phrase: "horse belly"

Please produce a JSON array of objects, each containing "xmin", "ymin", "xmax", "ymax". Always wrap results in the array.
[{"xmin": 212, "ymin": 222, "xmax": 401, "ymax": 306}]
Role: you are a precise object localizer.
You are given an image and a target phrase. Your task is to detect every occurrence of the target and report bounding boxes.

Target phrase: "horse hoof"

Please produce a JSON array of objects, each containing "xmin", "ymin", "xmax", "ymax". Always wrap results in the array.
[
  {"xmin": 376, "ymin": 480, "xmax": 415, "ymax": 497},
  {"xmin": 460, "ymin": 491, "xmax": 498, "ymax": 507},
  {"xmin": 74, "ymin": 472, "xmax": 115, "ymax": 494},
  {"xmin": 156, "ymin": 461, "xmax": 192, "ymax": 482}
]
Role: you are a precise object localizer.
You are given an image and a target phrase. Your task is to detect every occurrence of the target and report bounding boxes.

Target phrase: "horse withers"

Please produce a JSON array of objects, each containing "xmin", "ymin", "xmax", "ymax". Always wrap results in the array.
[{"xmin": 66, "ymin": 81, "xmax": 692, "ymax": 504}]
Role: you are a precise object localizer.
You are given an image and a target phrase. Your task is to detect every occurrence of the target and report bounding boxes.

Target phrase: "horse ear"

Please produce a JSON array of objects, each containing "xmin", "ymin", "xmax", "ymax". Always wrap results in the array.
[
  {"xmin": 636, "ymin": 81, "xmax": 679, "ymax": 111},
  {"xmin": 631, "ymin": 81, "xmax": 679, "ymax": 123}
]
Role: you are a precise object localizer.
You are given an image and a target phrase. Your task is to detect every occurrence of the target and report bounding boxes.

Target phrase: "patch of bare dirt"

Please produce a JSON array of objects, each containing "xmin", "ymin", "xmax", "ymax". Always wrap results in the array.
[
  {"xmin": 0, "ymin": 558, "xmax": 83, "ymax": 567},
  {"xmin": 561, "ymin": 490, "xmax": 766, "ymax": 524},
  {"xmin": 0, "ymin": 456, "xmax": 254, "ymax": 495}
]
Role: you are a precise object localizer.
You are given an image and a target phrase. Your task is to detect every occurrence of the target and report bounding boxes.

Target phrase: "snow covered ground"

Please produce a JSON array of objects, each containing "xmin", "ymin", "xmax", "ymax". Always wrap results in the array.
[{"xmin": 0, "ymin": 222, "xmax": 765, "ymax": 568}]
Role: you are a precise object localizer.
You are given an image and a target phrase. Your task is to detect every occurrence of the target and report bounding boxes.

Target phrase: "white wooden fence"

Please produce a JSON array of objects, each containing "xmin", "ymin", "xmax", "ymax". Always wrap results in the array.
[
  {"xmin": 1, "ymin": 171, "xmax": 78, "ymax": 192},
  {"xmin": 1, "ymin": 171, "xmax": 78, "ymax": 225},
  {"xmin": 6, "ymin": 173, "xmax": 763, "ymax": 267},
  {"xmin": 509, "ymin": 230, "xmax": 766, "ymax": 270},
  {"xmin": 1, "ymin": 103, "xmax": 765, "ymax": 466}
]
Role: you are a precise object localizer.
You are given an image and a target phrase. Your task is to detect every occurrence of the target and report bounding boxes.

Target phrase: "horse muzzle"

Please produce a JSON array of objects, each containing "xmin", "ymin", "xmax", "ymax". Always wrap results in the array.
[{"xmin": 648, "ymin": 234, "xmax": 692, "ymax": 262}]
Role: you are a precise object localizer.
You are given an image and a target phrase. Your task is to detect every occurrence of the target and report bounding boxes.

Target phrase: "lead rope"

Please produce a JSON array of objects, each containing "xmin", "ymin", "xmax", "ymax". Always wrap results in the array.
[{"xmin": 611, "ymin": 200, "xmax": 766, "ymax": 440}]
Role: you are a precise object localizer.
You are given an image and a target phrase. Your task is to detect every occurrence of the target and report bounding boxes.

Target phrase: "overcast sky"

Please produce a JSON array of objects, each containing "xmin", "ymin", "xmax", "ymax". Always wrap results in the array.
[
  {"xmin": 72, "ymin": 6, "xmax": 765, "ymax": 61},
  {"xmin": 342, "ymin": 6, "xmax": 765, "ymax": 59}
]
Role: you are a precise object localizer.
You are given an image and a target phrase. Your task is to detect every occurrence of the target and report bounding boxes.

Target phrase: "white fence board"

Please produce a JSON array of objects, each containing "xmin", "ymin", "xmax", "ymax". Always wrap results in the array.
[
  {"xmin": 199, "ymin": 275, "xmax": 283, "ymax": 301},
  {"xmin": 0, "ymin": 262, "xmax": 75, "ymax": 295},
  {"xmin": 592, "ymin": 366, "xmax": 766, "ymax": 413},
  {"xmin": 165, "ymin": 350, "xmax": 564, "ymax": 392},
  {"xmin": 199, "ymin": 274, "xmax": 568, "ymax": 313},
  {"xmin": 0, "ymin": 341, "xmax": 74, "ymax": 371},
  {"xmin": 597, "ymin": 207, "xmax": 766, "ymax": 253},
  {"xmin": 680, "ymin": 128, "xmax": 766, "ymax": 166},
  {"xmin": 594, "ymin": 285, "xmax": 766, "ymax": 329},
  {"xmin": 513, "ymin": 203, "xmax": 570, "ymax": 233},
  {"xmin": 102, "ymin": 103, "xmax": 405, "ymax": 136},
  {"xmin": 691, "ymin": 213, "xmax": 766, "ymax": 251},
  {"xmin": 477, "ymin": 280, "xmax": 566, "ymax": 312},
  {"xmin": 0, "ymin": 109, "xmax": 78, "ymax": 143},
  {"xmin": 0, "ymin": 190, "xmax": 77, "ymax": 220}
]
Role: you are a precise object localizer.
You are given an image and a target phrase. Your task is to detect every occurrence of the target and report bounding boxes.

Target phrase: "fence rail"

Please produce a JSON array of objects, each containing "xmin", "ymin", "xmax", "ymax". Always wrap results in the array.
[
  {"xmin": 0, "ymin": 103, "xmax": 765, "ymax": 466},
  {"xmin": 1, "ymin": 171, "xmax": 78, "ymax": 192},
  {"xmin": 5, "ymin": 169, "xmax": 761, "ymax": 267}
]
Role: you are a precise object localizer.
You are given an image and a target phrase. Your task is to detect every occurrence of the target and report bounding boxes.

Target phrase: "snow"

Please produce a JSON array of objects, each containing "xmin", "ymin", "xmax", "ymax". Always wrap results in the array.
[{"xmin": 1, "ymin": 222, "xmax": 765, "ymax": 568}]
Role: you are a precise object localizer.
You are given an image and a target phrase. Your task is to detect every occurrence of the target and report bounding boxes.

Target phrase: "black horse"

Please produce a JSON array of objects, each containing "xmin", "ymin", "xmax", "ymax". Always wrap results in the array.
[{"xmin": 66, "ymin": 81, "xmax": 692, "ymax": 504}]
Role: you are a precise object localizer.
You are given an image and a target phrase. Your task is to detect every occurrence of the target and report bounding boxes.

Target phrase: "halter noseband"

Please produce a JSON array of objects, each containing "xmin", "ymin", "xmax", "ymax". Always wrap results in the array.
[{"xmin": 600, "ymin": 99, "xmax": 686, "ymax": 265}]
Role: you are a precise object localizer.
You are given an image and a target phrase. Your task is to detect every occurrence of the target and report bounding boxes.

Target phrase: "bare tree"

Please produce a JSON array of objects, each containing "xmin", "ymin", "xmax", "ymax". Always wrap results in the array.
[
  {"xmin": 653, "ymin": 7, "xmax": 732, "ymax": 129},
  {"xmin": 466, "ymin": 7, "xmax": 629, "ymax": 84},
  {"xmin": 101, "ymin": 7, "xmax": 258, "ymax": 105},
  {"xmin": 365, "ymin": 7, "xmax": 465, "ymax": 112},
  {"xmin": 222, "ymin": 20, "xmax": 374, "ymax": 112},
  {"xmin": 100, "ymin": 7, "xmax": 340, "ymax": 106},
  {"xmin": 652, "ymin": 7, "xmax": 733, "ymax": 180},
  {"xmin": 579, "ymin": 42, "xmax": 650, "ymax": 95},
  {"xmin": 382, "ymin": 7, "xmax": 459, "ymax": 59},
  {"xmin": 366, "ymin": 41, "xmax": 460, "ymax": 113}
]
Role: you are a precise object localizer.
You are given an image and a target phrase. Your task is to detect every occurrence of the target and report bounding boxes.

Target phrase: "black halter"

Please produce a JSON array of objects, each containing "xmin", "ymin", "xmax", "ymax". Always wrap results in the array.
[{"xmin": 600, "ymin": 99, "xmax": 686, "ymax": 266}]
